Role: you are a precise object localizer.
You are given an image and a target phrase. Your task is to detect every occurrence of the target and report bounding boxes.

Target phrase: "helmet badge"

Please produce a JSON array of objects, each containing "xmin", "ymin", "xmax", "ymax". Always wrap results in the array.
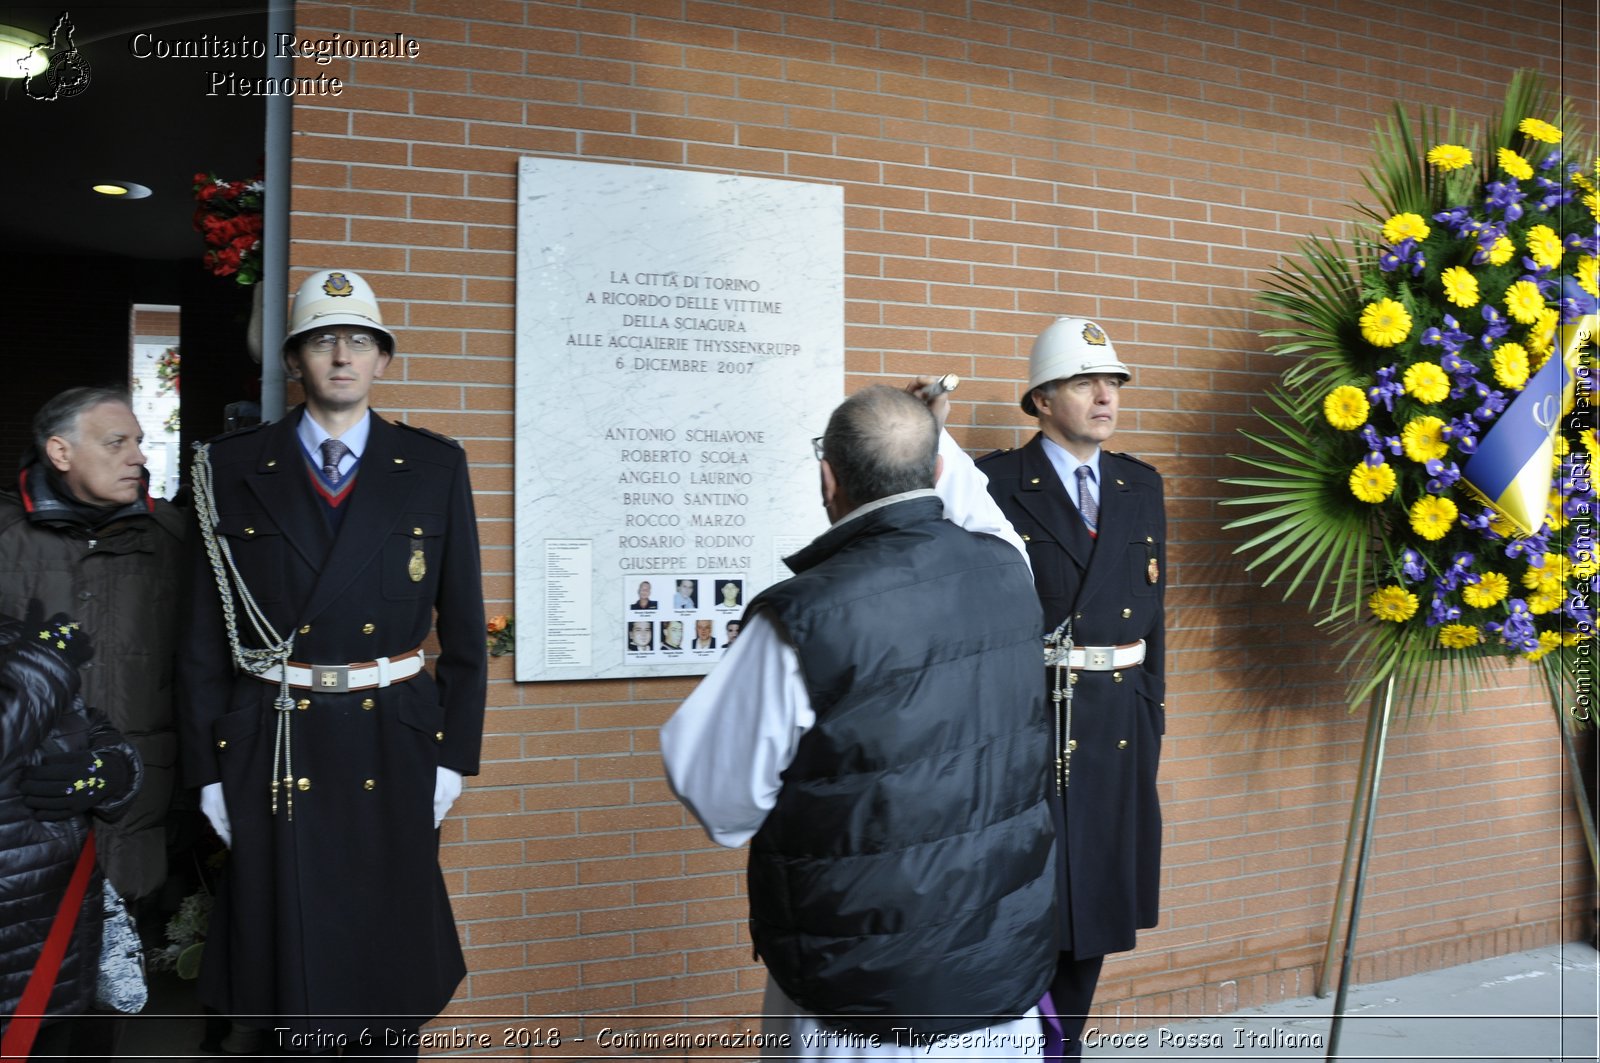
[
  {"xmin": 1082, "ymin": 322, "xmax": 1108, "ymax": 346},
  {"xmin": 323, "ymin": 272, "xmax": 355, "ymax": 297}
]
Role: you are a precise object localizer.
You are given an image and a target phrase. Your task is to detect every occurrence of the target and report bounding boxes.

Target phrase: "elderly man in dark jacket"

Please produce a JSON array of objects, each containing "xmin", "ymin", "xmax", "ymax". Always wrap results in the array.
[
  {"xmin": 0, "ymin": 608, "xmax": 141, "ymax": 1062},
  {"xmin": 0, "ymin": 387, "xmax": 184, "ymax": 907}
]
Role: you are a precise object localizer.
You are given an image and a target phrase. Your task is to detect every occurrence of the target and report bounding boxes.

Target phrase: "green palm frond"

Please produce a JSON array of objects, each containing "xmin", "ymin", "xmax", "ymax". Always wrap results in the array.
[
  {"xmin": 1259, "ymin": 235, "xmax": 1367, "ymax": 418},
  {"xmin": 1222, "ymin": 394, "xmax": 1372, "ymax": 618}
]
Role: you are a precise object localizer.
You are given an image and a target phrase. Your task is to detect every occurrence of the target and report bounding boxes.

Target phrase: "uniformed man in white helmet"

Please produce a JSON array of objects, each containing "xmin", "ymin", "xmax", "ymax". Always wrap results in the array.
[
  {"xmin": 177, "ymin": 269, "xmax": 487, "ymax": 1057},
  {"xmin": 977, "ymin": 317, "xmax": 1168, "ymax": 1059}
]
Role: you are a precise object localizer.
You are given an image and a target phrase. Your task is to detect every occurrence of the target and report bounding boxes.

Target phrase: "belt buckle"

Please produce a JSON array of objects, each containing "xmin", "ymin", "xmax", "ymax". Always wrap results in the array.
[
  {"xmin": 1089, "ymin": 649, "xmax": 1109, "ymax": 669},
  {"xmin": 314, "ymin": 665, "xmax": 350, "ymax": 693}
]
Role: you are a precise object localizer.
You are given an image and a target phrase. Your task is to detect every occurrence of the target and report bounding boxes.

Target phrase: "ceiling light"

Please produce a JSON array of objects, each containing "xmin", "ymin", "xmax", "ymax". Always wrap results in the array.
[
  {"xmin": 93, "ymin": 182, "xmax": 153, "ymax": 200},
  {"xmin": 0, "ymin": 24, "xmax": 47, "ymax": 79}
]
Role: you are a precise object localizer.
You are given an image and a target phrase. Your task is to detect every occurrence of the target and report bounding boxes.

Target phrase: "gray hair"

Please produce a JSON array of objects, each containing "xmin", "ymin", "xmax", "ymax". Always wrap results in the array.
[
  {"xmin": 33, "ymin": 387, "xmax": 132, "ymax": 452},
  {"xmin": 820, "ymin": 386, "xmax": 938, "ymax": 505}
]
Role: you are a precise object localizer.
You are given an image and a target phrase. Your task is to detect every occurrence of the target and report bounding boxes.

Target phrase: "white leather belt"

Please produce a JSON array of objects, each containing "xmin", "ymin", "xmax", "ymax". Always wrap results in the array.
[
  {"xmin": 253, "ymin": 648, "xmax": 426, "ymax": 693},
  {"xmin": 1066, "ymin": 640, "xmax": 1145, "ymax": 671}
]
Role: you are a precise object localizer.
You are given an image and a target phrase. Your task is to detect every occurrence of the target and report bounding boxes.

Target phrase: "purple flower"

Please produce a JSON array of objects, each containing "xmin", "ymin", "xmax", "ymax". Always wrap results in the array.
[
  {"xmin": 1474, "ymin": 389, "xmax": 1508, "ymax": 422},
  {"xmin": 1485, "ymin": 180, "xmax": 1526, "ymax": 222},
  {"xmin": 1426, "ymin": 595, "xmax": 1461, "ymax": 626},
  {"xmin": 1479, "ymin": 304, "xmax": 1510, "ymax": 346},
  {"xmin": 1378, "ymin": 238, "xmax": 1425, "ymax": 275},
  {"xmin": 1446, "ymin": 414, "xmax": 1479, "ymax": 454},
  {"xmin": 1460, "ymin": 509, "xmax": 1496, "ymax": 534},
  {"xmin": 1425, "ymin": 459, "xmax": 1461, "ymax": 493},
  {"xmin": 1422, "ymin": 314, "xmax": 1472, "ymax": 356},
  {"xmin": 1367, "ymin": 365, "xmax": 1403, "ymax": 412},
  {"xmin": 1435, "ymin": 552, "xmax": 1478, "ymax": 592},
  {"xmin": 1539, "ymin": 150, "xmax": 1562, "ymax": 171},
  {"xmin": 1360, "ymin": 424, "xmax": 1402, "ymax": 460},
  {"xmin": 1566, "ymin": 593, "xmax": 1595, "ymax": 629},
  {"xmin": 1505, "ymin": 529, "xmax": 1551, "ymax": 562},
  {"xmin": 1432, "ymin": 206, "xmax": 1480, "ymax": 239},
  {"xmin": 1401, "ymin": 548, "xmax": 1427, "ymax": 583}
]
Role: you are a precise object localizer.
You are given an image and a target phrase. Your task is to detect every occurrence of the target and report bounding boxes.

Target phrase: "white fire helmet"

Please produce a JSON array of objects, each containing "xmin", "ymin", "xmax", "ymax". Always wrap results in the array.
[
  {"xmin": 1020, "ymin": 317, "xmax": 1130, "ymax": 415},
  {"xmin": 283, "ymin": 269, "xmax": 395, "ymax": 354}
]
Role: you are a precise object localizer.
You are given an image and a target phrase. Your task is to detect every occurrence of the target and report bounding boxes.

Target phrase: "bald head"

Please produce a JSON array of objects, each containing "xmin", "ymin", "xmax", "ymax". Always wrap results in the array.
[{"xmin": 820, "ymin": 386, "xmax": 939, "ymax": 509}]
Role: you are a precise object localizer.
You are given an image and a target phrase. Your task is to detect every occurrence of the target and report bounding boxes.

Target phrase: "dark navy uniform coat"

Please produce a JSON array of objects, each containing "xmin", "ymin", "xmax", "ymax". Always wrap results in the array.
[
  {"xmin": 177, "ymin": 408, "xmax": 486, "ymax": 1036},
  {"xmin": 978, "ymin": 433, "xmax": 1165, "ymax": 959}
]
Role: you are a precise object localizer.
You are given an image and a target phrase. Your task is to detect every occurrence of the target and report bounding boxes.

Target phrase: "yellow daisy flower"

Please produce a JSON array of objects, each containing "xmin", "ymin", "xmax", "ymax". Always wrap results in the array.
[
  {"xmin": 1382, "ymin": 212, "xmax": 1430, "ymax": 243},
  {"xmin": 1586, "ymin": 190, "xmax": 1600, "ymax": 223},
  {"xmin": 1368, "ymin": 585, "xmax": 1419, "ymax": 623},
  {"xmin": 1521, "ymin": 555, "xmax": 1563, "ymax": 593},
  {"xmin": 1401, "ymin": 416, "xmax": 1449, "ymax": 462},
  {"xmin": 1360, "ymin": 298, "xmax": 1412, "ymax": 347},
  {"xmin": 1487, "ymin": 235, "xmax": 1515, "ymax": 266},
  {"xmin": 1525, "ymin": 630, "xmax": 1563, "ymax": 662},
  {"xmin": 1349, "ymin": 461, "xmax": 1397, "ymax": 503},
  {"xmin": 1491, "ymin": 341, "xmax": 1530, "ymax": 389},
  {"xmin": 1525, "ymin": 225, "xmax": 1563, "ymax": 270},
  {"xmin": 1498, "ymin": 147, "xmax": 1533, "ymax": 181},
  {"xmin": 1527, "ymin": 587, "xmax": 1563, "ymax": 615},
  {"xmin": 1462, "ymin": 571, "xmax": 1509, "ymax": 608},
  {"xmin": 1527, "ymin": 307, "xmax": 1559, "ymax": 358},
  {"xmin": 1440, "ymin": 266, "xmax": 1479, "ymax": 308},
  {"xmin": 1437, "ymin": 624, "xmax": 1482, "ymax": 650},
  {"xmin": 1580, "ymin": 256, "xmax": 1599, "ymax": 299},
  {"xmin": 1408, "ymin": 494, "xmax": 1458, "ymax": 540},
  {"xmin": 1504, "ymin": 279, "xmax": 1545, "ymax": 324},
  {"xmin": 1323, "ymin": 385, "xmax": 1370, "ymax": 430},
  {"xmin": 1402, "ymin": 362, "xmax": 1450, "ymax": 403},
  {"xmin": 1518, "ymin": 117, "xmax": 1562, "ymax": 144},
  {"xmin": 1426, "ymin": 144, "xmax": 1473, "ymax": 171}
]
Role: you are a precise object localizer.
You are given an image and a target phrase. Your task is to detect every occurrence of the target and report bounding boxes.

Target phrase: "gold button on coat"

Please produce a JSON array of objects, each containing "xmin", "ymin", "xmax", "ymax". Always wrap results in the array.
[
  {"xmin": 1067, "ymin": 739, "xmax": 1077, "ymax": 751},
  {"xmin": 216, "ymin": 739, "xmax": 227, "ymax": 751},
  {"xmin": 1122, "ymin": 608, "xmax": 1132, "ymax": 618},
  {"xmin": 434, "ymin": 731, "xmax": 444, "ymax": 742},
  {"xmin": 362, "ymin": 623, "xmax": 375, "ymax": 634},
  {"xmin": 361, "ymin": 698, "xmax": 375, "ymax": 710},
  {"xmin": 299, "ymin": 624, "xmax": 312, "ymax": 635},
  {"xmin": 296, "ymin": 698, "xmax": 310, "ymax": 711},
  {"xmin": 1113, "ymin": 671, "xmax": 1123, "ymax": 683},
  {"xmin": 296, "ymin": 778, "xmax": 311, "ymax": 791},
  {"xmin": 1118, "ymin": 739, "xmax": 1129, "ymax": 749},
  {"xmin": 363, "ymin": 779, "xmax": 376, "ymax": 791}
]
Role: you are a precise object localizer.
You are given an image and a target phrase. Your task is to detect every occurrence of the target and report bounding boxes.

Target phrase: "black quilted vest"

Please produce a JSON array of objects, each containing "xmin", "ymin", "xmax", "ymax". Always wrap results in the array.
[{"xmin": 747, "ymin": 495, "xmax": 1056, "ymax": 1036}]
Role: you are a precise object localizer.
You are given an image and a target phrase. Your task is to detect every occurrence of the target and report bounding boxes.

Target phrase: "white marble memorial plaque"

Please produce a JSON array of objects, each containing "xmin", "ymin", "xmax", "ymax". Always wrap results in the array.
[{"xmin": 514, "ymin": 159, "xmax": 844, "ymax": 681}]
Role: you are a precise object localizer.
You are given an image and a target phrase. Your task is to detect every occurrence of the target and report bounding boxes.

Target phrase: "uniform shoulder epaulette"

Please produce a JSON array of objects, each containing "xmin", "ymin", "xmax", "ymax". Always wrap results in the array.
[
  {"xmin": 395, "ymin": 419, "xmax": 464, "ymax": 449},
  {"xmin": 202, "ymin": 420, "xmax": 269, "ymax": 448},
  {"xmin": 1109, "ymin": 450, "xmax": 1159, "ymax": 473},
  {"xmin": 975, "ymin": 447, "xmax": 1013, "ymax": 464}
]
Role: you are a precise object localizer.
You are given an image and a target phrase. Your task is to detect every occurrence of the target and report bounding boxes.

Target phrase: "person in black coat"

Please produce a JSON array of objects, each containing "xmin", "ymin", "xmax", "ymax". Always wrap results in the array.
[
  {"xmin": 0, "ymin": 606, "xmax": 141, "ymax": 1062},
  {"xmin": 177, "ymin": 269, "xmax": 487, "ymax": 1055},
  {"xmin": 978, "ymin": 318, "xmax": 1167, "ymax": 1060}
]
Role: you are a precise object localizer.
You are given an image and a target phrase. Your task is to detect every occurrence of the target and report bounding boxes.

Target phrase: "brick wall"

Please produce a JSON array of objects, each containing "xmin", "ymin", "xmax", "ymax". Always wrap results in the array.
[{"xmin": 288, "ymin": 0, "xmax": 1598, "ymax": 1045}]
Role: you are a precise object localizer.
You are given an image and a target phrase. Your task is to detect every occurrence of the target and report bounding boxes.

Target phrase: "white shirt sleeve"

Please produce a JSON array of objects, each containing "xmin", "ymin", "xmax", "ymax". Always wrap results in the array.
[
  {"xmin": 935, "ymin": 429, "xmax": 1030, "ymax": 565},
  {"xmin": 660, "ymin": 611, "xmax": 814, "ymax": 848}
]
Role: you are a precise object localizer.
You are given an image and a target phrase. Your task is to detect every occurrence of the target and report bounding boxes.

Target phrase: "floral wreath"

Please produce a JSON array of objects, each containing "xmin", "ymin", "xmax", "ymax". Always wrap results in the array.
[
  {"xmin": 1225, "ymin": 71, "xmax": 1599, "ymax": 712},
  {"xmin": 191, "ymin": 171, "xmax": 264, "ymax": 286}
]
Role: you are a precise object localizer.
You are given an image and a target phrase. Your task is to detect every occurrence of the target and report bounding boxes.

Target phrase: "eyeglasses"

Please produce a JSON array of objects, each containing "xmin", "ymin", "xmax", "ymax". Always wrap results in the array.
[
  {"xmin": 812, "ymin": 436, "xmax": 825, "ymax": 460},
  {"xmin": 304, "ymin": 331, "xmax": 378, "ymax": 353}
]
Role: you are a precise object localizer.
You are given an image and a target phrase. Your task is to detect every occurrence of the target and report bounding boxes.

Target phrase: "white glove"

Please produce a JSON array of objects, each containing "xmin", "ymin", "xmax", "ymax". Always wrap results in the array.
[
  {"xmin": 200, "ymin": 781, "xmax": 232, "ymax": 847},
  {"xmin": 433, "ymin": 766, "xmax": 463, "ymax": 827}
]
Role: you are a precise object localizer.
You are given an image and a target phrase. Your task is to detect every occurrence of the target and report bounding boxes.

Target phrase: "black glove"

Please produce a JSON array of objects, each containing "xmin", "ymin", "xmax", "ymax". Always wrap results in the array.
[
  {"xmin": 20, "ymin": 747, "xmax": 132, "ymax": 820},
  {"xmin": 20, "ymin": 599, "xmax": 94, "ymax": 669}
]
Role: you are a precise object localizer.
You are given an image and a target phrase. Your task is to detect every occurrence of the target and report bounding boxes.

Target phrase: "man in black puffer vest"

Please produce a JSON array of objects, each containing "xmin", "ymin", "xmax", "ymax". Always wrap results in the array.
[{"xmin": 664, "ymin": 383, "xmax": 1055, "ymax": 1053}]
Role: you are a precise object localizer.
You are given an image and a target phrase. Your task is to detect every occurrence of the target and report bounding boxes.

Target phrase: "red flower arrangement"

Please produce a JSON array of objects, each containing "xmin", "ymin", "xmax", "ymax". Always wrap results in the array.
[{"xmin": 191, "ymin": 172, "xmax": 264, "ymax": 285}]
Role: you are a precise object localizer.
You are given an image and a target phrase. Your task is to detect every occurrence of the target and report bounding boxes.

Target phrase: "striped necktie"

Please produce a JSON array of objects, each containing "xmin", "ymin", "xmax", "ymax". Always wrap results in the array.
[
  {"xmin": 320, "ymin": 437, "xmax": 351, "ymax": 485},
  {"xmin": 1075, "ymin": 465, "xmax": 1098, "ymax": 533}
]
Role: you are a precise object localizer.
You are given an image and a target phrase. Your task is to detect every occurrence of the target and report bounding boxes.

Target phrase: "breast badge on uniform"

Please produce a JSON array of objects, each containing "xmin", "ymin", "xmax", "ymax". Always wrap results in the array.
[
  {"xmin": 1147, "ymin": 557, "xmax": 1160, "ymax": 585},
  {"xmin": 408, "ymin": 547, "xmax": 426, "ymax": 582}
]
